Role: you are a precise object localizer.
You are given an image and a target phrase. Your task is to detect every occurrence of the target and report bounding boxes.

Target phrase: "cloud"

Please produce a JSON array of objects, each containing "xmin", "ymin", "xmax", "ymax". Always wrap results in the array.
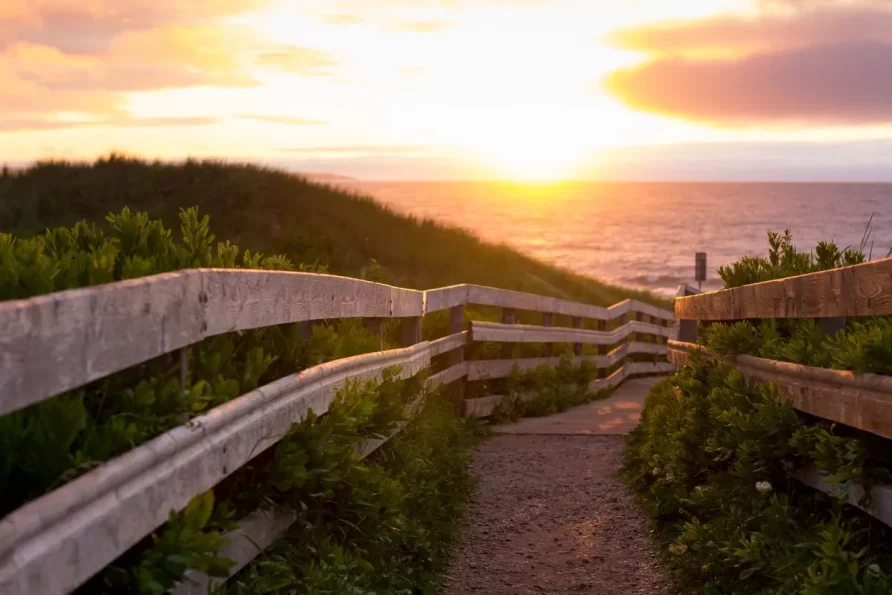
[
  {"xmin": 0, "ymin": 0, "xmax": 272, "ymax": 53},
  {"xmin": 280, "ymin": 145, "xmax": 430, "ymax": 156},
  {"xmin": 8, "ymin": 27, "xmax": 258, "ymax": 94},
  {"xmin": 610, "ymin": 3, "xmax": 892, "ymax": 56},
  {"xmin": 237, "ymin": 115, "xmax": 329, "ymax": 126},
  {"xmin": 255, "ymin": 46, "xmax": 339, "ymax": 75},
  {"xmin": 0, "ymin": 3, "xmax": 334, "ymax": 132},
  {"xmin": 605, "ymin": 42, "xmax": 892, "ymax": 126},
  {"xmin": 0, "ymin": 116, "xmax": 219, "ymax": 132}
]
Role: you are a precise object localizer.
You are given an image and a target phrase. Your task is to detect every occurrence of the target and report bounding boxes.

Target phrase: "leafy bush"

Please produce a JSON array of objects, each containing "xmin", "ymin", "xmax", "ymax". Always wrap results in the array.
[
  {"xmin": 217, "ymin": 377, "xmax": 477, "ymax": 594},
  {"xmin": 624, "ymin": 355, "xmax": 892, "ymax": 594},
  {"xmin": 0, "ymin": 207, "xmax": 371, "ymax": 519},
  {"xmin": 493, "ymin": 356, "xmax": 601, "ymax": 421},
  {"xmin": 697, "ymin": 230, "xmax": 892, "ymax": 374},
  {"xmin": 717, "ymin": 230, "xmax": 865, "ymax": 289},
  {"xmin": 78, "ymin": 367, "xmax": 477, "ymax": 594}
]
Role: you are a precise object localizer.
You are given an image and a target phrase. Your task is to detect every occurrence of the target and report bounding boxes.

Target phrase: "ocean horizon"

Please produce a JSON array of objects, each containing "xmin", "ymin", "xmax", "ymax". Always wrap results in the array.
[{"xmin": 342, "ymin": 181, "xmax": 892, "ymax": 296}]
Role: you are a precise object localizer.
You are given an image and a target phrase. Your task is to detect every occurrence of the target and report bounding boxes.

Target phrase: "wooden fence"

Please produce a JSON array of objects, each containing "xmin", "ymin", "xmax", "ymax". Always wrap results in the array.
[
  {"xmin": 0, "ymin": 269, "xmax": 673, "ymax": 595},
  {"xmin": 670, "ymin": 257, "xmax": 892, "ymax": 530}
]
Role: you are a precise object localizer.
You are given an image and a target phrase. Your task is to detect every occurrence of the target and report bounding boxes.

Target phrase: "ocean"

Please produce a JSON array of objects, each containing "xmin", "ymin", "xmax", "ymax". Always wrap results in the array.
[{"xmin": 344, "ymin": 181, "xmax": 892, "ymax": 296}]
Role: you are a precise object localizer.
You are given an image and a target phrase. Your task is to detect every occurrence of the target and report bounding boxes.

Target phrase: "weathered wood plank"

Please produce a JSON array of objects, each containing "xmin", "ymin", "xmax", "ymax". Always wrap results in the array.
[
  {"xmin": 465, "ymin": 342, "xmax": 667, "ymax": 381},
  {"xmin": 674, "ymin": 257, "xmax": 892, "ymax": 321},
  {"xmin": 471, "ymin": 320, "xmax": 672, "ymax": 345},
  {"xmin": 423, "ymin": 284, "xmax": 469, "ymax": 314},
  {"xmin": 668, "ymin": 340, "xmax": 892, "ymax": 439},
  {"xmin": 0, "ymin": 344, "xmax": 432, "ymax": 595},
  {"xmin": 464, "ymin": 285, "xmax": 673, "ymax": 322},
  {"xmin": 426, "ymin": 362, "xmax": 469, "ymax": 389},
  {"xmin": 0, "ymin": 269, "xmax": 423, "ymax": 417},
  {"xmin": 429, "ymin": 331, "xmax": 469, "ymax": 358},
  {"xmin": 201, "ymin": 270, "xmax": 417, "ymax": 336},
  {"xmin": 0, "ymin": 270, "xmax": 204, "ymax": 418},
  {"xmin": 464, "ymin": 395, "xmax": 505, "ymax": 418}
]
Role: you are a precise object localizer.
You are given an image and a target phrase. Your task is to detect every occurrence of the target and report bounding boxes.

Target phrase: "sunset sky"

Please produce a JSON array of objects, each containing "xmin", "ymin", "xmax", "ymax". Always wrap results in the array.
[{"xmin": 3, "ymin": 0, "xmax": 892, "ymax": 180}]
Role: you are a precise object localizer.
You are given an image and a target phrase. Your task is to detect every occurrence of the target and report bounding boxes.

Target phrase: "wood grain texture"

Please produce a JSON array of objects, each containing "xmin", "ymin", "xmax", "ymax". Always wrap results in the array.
[
  {"xmin": 668, "ymin": 340, "xmax": 892, "ymax": 439},
  {"xmin": 423, "ymin": 284, "xmax": 469, "ymax": 313},
  {"xmin": 471, "ymin": 320, "xmax": 672, "ymax": 345},
  {"xmin": 0, "ymin": 269, "xmax": 423, "ymax": 417},
  {"xmin": 0, "ymin": 344, "xmax": 432, "ymax": 595},
  {"xmin": 674, "ymin": 257, "xmax": 892, "ymax": 321}
]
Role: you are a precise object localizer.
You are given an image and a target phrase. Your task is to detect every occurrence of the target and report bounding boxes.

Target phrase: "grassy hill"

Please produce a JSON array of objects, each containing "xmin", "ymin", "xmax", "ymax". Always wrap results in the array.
[{"xmin": 0, "ymin": 155, "xmax": 666, "ymax": 307}]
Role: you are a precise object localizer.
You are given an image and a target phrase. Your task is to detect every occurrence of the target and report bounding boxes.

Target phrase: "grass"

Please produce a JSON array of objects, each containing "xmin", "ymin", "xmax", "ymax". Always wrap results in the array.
[{"xmin": 0, "ymin": 155, "xmax": 666, "ymax": 308}]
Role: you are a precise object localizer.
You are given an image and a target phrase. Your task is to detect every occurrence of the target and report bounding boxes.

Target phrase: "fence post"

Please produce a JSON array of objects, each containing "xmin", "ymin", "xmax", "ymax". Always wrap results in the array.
[
  {"xmin": 363, "ymin": 318, "xmax": 384, "ymax": 350},
  {"xmin": 572, "ymin": 317, "xmax": 583, "ymax": 357},
  {"xmin": 649, "ymin": 315, "xmax": 660, "ymax": 363},
  {"xmin": 178, "ymin": 347, "xmax": 189, "ymax": 398},
  {"xmin": 818, "ymin": 317, "xmax": 846, "ymax": 340},
  {"xmin": 400, "ymin": 316, "xmax": 422, "ymax": 347},
  {"xmin": 543, "ymin": 312, "xmax": 554, "ymax": 356},
  {"xmin": 675, "ymin": 285, "xmax": 699, "ymax": 343},
  {"xmin": 598, "ymin": 319, "xmax": 607, "ymax": 379},
  {"xmin": 501, "ymin": 308, "xmax": 515, "ymax": 359},
  {"xmin": 448, "ymin": 305, "xmax": 466, "ymax": 405}
]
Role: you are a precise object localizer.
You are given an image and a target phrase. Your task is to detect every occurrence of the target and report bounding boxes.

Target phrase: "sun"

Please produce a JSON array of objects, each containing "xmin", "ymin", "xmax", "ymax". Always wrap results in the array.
[
  {"xmin": 468, "ymin": 127, "xmax": 591, "ymax": 181},
  {"xmin": 484, "ymin": 141, "xmax": 586, "ymax": 181}
]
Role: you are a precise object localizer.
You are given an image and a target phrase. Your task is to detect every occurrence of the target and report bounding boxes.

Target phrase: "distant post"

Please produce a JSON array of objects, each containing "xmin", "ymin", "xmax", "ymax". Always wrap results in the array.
[{"xmin": 695, "ymin": 252, "xmax": 707, "ymax": 291}]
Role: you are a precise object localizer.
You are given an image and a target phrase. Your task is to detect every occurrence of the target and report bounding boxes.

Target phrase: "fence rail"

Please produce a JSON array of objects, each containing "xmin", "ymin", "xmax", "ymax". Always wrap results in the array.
[
  {"xmin": 671, "ymin": 256, "xmax": 892, "ymax": 531},
  {"xmin": 0, "ymin": 269, "xmax": 673, "ymax": 595}
]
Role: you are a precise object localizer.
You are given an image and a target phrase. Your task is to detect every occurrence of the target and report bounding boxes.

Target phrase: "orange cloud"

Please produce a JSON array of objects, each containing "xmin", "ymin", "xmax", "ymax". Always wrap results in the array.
[
  {"xmin": 605, "ymin": 42, "xmax": 892, "ymax": 126},
  {"xmin": 0, "ymin": 116, "xmax": 219, "ymax": 132},
  {"xmin": 610, "ymin": 4, "xmax": 892, "ymax": 57},
  {"xmin": 0, "ymin": 1, "xmax": 339, "ymax": 132},
  {"xmin": 605, "ymin": 1, "xmax": 892, "ymax": 126}
]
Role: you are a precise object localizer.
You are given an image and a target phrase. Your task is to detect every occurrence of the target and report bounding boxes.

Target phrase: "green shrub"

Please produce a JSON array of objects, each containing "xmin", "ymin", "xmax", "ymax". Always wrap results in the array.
[
  {"xmin": 624, "ymin": 355, "xmax": 892, "ymax": 594},
  {"xmin": 0, "ymin": 207, "xmax": 372, "ymax": 519},
  {"xmin": 217, "ymin": 379, "xmax": 477, "ymax": 594},
  {"xmin": 493, "ymin": 356, "xmax": 601, "ymax": 421},
  {"xmin": 717, "ymin": 231, "xmax": 865, "ymax": 289}
]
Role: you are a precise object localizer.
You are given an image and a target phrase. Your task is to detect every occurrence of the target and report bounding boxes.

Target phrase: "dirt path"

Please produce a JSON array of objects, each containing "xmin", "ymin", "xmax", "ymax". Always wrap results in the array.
[{"xmin": 441, "ymin": 387, "xmax": 671, "ymax": 594}]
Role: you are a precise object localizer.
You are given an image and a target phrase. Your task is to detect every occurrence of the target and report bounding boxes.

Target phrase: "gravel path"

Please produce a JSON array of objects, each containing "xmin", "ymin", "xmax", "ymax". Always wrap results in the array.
[{"xmin": 441, "ymin": 434, "xmax": 670, "ymax": 595}]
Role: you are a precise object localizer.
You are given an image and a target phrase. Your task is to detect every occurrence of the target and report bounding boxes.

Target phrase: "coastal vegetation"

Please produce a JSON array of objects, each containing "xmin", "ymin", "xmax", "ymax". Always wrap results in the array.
[
  {"xmin": 625, "ymin": 231, "xmax": 892, "ymax": 594},
  {"xmin": 0, "ymin": 158, "xmax": 669, "ymax": 593}
]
